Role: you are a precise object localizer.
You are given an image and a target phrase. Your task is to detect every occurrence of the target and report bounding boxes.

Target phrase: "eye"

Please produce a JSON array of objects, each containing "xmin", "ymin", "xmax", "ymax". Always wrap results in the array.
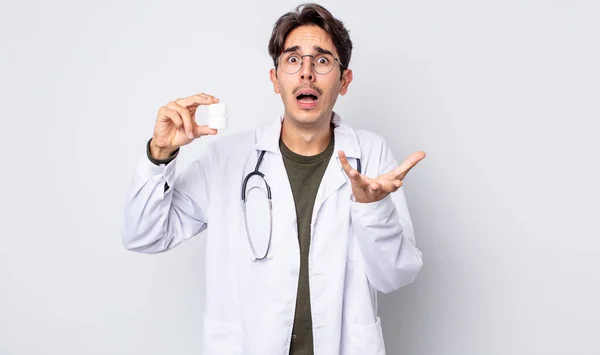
[
  {"xmin": 287, "ymin": 55, "xmax": 300, "ymax": 63},
  {"xmin": 315, "ymin": 56, "xmax": 330, "ymax": 65}
]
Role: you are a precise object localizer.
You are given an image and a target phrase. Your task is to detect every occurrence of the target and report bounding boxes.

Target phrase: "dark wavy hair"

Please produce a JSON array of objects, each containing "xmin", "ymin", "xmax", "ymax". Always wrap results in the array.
[{"xmin": 268, "ymin": 3, "xmax": 353, "ymax": 80}]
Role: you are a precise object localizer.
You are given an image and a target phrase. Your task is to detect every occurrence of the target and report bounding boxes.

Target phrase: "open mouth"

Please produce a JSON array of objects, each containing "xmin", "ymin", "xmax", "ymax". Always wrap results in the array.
[
  {"xmin": 295, "ymin": 88, "xmax": 320, "ymax": 109},
  {"xmin": 296, "ymin": 93, "xmax": 319, "ymax": 103}
]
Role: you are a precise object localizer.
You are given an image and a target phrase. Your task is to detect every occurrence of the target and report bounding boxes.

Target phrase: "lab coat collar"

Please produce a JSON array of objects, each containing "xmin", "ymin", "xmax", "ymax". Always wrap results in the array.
[{"xmin": 254, "ymin": 112, "xmax": 361, "ymax": 159}]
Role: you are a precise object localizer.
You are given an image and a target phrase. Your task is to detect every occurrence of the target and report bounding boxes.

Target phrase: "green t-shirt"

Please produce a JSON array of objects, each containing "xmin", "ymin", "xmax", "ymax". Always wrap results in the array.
[{"xmin": 280, "ymin": 133, "xmax": 335, "ymax": 355}]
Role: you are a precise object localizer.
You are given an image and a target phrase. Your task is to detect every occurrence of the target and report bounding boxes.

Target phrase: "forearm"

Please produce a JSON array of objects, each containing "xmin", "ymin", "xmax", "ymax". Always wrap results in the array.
[
  {"xmin": 121, "ymin": 146, "xmax": 209, "ymax": 254},
  {"xmin": 351, "ymin": 189, "xmax": 423, "ymax": 293}
]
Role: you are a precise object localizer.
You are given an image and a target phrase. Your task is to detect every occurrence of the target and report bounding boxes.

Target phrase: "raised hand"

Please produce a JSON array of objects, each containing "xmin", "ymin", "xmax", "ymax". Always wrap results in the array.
[
  {"xmin": 338, "ymin": 150, "xmax": 426, "ymax": 203},
  {"xmin": 150, "ymin": 93, "xmax": 220, "ymax": 160}
]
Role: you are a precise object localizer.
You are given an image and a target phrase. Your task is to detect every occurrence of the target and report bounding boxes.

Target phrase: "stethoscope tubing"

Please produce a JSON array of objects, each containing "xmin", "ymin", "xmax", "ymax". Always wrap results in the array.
[{"xmin": 241, "ymin": 150, "xmax": 360, "ymax": 261}]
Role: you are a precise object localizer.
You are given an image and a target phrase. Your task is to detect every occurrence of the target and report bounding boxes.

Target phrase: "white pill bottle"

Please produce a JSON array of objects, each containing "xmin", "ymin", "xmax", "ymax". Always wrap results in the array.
[{"xmin": 208, "ymin": 103, "xmax": 227, "ymax": 129}]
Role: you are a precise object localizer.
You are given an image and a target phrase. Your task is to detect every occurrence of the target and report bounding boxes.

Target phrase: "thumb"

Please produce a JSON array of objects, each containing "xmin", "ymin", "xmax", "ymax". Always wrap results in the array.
[{"xmin": 193, "ymin": 124, "xmax": 218, "ymax": 138}]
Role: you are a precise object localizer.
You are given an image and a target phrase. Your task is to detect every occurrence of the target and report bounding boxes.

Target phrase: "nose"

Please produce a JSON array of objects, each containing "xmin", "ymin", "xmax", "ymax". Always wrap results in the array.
[{"xmin": 299, "ymin": 55, "xmax": 315, "ymax": 82}]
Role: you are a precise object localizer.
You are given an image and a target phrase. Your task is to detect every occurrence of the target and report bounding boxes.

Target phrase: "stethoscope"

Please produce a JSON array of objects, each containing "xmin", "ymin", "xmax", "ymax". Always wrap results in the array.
[{"xmin": 241, "ymin": 150, "xmax": 361, "ymax": 261}]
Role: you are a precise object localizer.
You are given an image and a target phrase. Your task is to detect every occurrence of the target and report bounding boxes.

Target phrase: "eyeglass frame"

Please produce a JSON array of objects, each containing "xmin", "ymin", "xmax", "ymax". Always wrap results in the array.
[{"xmin": 276, "ymin": 52, "xmax": 345, "ymax": 75}]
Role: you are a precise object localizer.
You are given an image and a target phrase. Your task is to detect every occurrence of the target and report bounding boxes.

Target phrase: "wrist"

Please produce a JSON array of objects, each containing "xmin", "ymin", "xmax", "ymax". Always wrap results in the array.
[
  {"xmin": 353, "ymin": 192, "xmax": 388, "ymax": 204},
  {"xmin": 150, "ymin": 139, "xmax": 177, "ymax": 160}
]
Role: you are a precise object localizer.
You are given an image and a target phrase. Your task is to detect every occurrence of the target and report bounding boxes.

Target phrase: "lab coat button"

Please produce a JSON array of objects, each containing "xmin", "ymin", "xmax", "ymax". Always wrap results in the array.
[
  {"xmin": 286, "ymin": 320, "xmax": 293, "ymax": 327},
  {"xmin": 290, "ymin": 269, "xmax": 298, "ymax": 276}
]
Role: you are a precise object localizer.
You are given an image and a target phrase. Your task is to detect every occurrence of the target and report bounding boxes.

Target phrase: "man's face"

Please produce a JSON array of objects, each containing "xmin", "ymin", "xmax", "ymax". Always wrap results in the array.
[{"xmin": 270, "ymin": 25, "xmax": 353, "ymax": 127}]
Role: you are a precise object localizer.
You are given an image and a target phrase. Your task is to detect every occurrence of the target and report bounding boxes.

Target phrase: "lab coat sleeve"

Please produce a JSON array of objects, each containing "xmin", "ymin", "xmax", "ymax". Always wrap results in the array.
[
  {"xmin": 350, "ymin": 140, "xmax": 423, "ymax": 294},
  {"xmin": 121, "ymin": 143, "xmax": 213, "ymax": 254}
]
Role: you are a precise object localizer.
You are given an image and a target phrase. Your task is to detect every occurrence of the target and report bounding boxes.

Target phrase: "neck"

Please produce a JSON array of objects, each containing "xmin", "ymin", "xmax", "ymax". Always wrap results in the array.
[{"xmin": 280, "ymin": 113, "xmax": 333, "ymax": 156}]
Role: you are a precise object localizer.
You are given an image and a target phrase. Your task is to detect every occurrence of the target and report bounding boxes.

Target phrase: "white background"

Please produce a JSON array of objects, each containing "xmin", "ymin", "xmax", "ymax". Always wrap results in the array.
[{"xmin": 1, "ymin": 0, "xmax": 599, "ymax": 354}]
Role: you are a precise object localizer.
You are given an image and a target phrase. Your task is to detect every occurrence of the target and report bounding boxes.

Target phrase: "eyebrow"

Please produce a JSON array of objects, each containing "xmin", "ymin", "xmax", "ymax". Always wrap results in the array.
[{"xmin": 282, "ymin": 45, "xmax": 334, "ymax": 56}]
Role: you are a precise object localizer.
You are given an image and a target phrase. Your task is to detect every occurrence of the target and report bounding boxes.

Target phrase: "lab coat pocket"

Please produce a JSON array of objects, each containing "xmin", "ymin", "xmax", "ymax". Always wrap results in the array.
[
  {"xmin": 202, "ymin": 315, "xmax": 243, "ymax": 355},
  {"xmin": 348, "ymin": 316, "xmax": 386, "ymax": 355}
]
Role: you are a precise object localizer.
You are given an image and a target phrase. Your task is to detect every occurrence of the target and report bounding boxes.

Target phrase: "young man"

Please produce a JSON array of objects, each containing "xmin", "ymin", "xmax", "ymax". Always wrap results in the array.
[{"xmin": 122, "ymin": 3, "xmax": 426, "ymax": 354}]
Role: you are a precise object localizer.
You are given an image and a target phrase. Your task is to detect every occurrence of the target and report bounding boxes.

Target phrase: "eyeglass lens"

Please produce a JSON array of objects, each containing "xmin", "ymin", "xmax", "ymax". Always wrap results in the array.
[{"xmin": 279, "ymin": 52, "xmax": 337, "ymax": 75}]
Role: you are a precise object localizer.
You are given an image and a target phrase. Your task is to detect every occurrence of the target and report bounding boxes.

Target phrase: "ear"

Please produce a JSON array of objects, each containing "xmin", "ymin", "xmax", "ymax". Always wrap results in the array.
[
  {"xmin": 270, "ymin": 68, "xmax": 280, "ymax": 94},
  {"xmin": 339, "ymin": 69, "xmax": 353, "ymax": 96}
]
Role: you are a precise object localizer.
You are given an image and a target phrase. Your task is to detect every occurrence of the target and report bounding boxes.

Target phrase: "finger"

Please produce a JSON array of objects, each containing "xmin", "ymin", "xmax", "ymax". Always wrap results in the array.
[
  {"xmin": 158, "ymin": 107, "xmax": 183, "ymax": 130},
  {"xmin": 370, "ymin": 180, "xmax": 400, "ymax": 194},
  {"xmin": 193, "ymin": 124, "xmax": 219, "ymax": 137},
  {"xmin": 337, "ymin": 150, "xmax": 352, "ymax": 174},
  {"xmin": 338, "ymin": 150, "xmax": 360, "ymax": 180},
  {"xmin": 167, "ymin": 101, "xmax": 194, "ymax": 138},
  {"xmin": 175, "ymin": 93, "xmax": 215, "ymax": 107},
  {"xmin": 369, "ymin": 181, "xmax": 381, "ymax": 193},
  {"xmin": 391, "ymin": 151, "xmax": 426, "ymax": 180},
  {"xmin": 338, "ymin": 151, "xmax": 371, "ymax": 188},
  {"xmin": 176, "ymin": 93, "xmax": 220, "ymax": 108},
  {"xmin": 384, "ymin": 179, "xmax": 402, "ymax": 192}
]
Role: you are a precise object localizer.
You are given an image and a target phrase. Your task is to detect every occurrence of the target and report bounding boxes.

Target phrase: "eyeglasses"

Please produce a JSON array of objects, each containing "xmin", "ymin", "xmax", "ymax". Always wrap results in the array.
[{"xmin": 277, "ymin": 52, "xmax": 344, "ymax": 75}]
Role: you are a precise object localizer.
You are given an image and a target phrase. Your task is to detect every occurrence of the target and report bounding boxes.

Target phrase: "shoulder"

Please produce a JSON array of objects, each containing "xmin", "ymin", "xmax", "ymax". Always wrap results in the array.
[
  {"xmin": 354, "ymin": 128, "xmax": 385, "ymax": 146},
  {"xmin": 341, "ymin": 125, "xmax": 397, "ymax": 174},
  {"xmin": 343, "ymin": 126, "xmax": 387, "ymax": 156},
  {"xmin": 211, "ymin": 129, "xmax": 255, "ymax": 153},
  {"xmin": 200, "ymin": 122, "xmax": 270, "ymax": 166},
  {"xmin": 333, "ymin": 112, "xmax": 386, "ymax": 153},
  {"xmin": 211, "ymin": 120, "xmax": 273, "ymax": 152}
]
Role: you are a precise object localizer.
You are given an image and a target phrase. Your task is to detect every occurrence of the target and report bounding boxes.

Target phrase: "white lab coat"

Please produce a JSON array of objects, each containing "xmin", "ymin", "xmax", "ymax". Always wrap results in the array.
[{"xmin": 122, "ymin": 112, "xmax": 423, "ymax": 355}]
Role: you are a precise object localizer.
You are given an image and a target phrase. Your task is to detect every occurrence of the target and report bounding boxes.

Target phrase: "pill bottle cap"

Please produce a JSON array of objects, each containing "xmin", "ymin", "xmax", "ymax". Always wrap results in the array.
[{"xmin": 208, "ymin": 103, "xmax": 227, "ymax": 116}]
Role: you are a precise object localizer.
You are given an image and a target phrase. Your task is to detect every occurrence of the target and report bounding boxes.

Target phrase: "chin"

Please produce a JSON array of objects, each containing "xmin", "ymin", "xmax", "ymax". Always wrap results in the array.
[{"xmin": 290, "ymin": 110, "xmax": 323, "ymax": 125}]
